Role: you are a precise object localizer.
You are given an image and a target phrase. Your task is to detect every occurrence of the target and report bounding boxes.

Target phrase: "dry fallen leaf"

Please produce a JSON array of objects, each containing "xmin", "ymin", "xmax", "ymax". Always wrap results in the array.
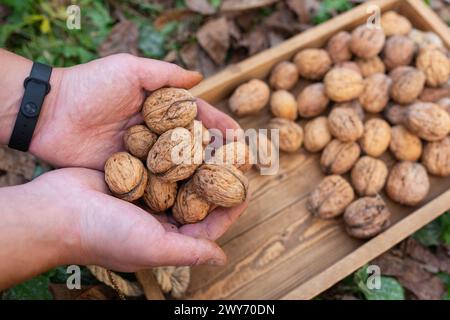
[
  {"xmin": 239, "ymin": 26, "xmax": 269, "ymax": 55},
  {"xmin": 197, "ymin": 17, "xmax": 230, "ymax": 65},
  {"xmin": 185, "ymin": 0, "xmax": 217, "ymax": 15},
  {"xmin": 220, "ymin": 0, "xmax": 279, "ymax": 12},
  {"xmin": 98, "ymin": 20, "xmax": 138, "ymax": 57}
]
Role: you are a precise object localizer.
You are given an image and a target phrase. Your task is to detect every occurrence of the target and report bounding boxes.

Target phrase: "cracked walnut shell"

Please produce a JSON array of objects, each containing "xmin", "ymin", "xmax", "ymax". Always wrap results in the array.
[
  {"xmin": 123, "ymin": 125, "xmax": 158, "ymax": 160},
  {"xmin": 143, "ymin": 173, "xmax": 178, "ymax": 212},
  {"xmin": 389, "ymin": 125, "xmax": 423, "ymax": 161},
  {"xmin": 268, "ymin": 118, "xmax": 303, "ymax": 153},
  {"xmin": 303, "ymin": 116, "xmax": 332, "ymax": 153},
  {"xmin": 192, "ymin": 164, "xmax": 248, "ymax": 207},
  {"xmin": 351, "ymin": 156, "xmax": 388, "ymax": 196},
  {"xmin": 359, "ymin": 73, "xmax": 392, "ymax": 113},
  {"xmin": 270, "ymin": 90, "xmax": 298, "ymax": 120},
  {"xmin": 416, "ymin": 47, "xmax": 450, "ymax": 88},
  {"xmin": 143, "ymin": 88, "xmax": 197, "ymax": 134},
  {"xmin": 350, "ymin": 25, "xmax": 386, "ymax": 59},
  {"xmin": 422, "ymin": 136, "xmax": 450, "ymax": 177},
  {"xmin": 344, "ymin": 197, "xmax": 391, "ymax": 239},
  {"xmin": 326, "ymin": 31, "xmax": 352, "ymax": 63},
  {"xmin": 104, "ymin": 152, "xmax": 148, "ymax": 202},
  {"xmin": 307, "ymin": 175, "xmax": 355, "ymax": 219},
  {"xmin": 269, "ymin": 61, "xmax": 298, "ymax": 90},
  {"xmin": 172, "ymin": 180, "xmax": 211, "ymax": 224},
  {"xmin": 229, "ymin": 79, "xmax": 270, "ymax": 117},
  {"xmin": 324, "ymin": 68, "xmax": 364, "ymax": 103},
  {"xmin": 405, "ymin": 102, "xmax": 450, "ymax": 142},
  {"xmin": 294, "ymin": 49, "xmax": 332, "ymax": 80},
  {"xmin": 386, "ymin": 162, "xmax": 430, "ymax": 206},
  {"xmin": 321, "ymin": 139, "xmax": 361, "ymax": 175},
  {"xmin": 328, "ymin": 107, "xmax": 364, "ymax": 142},
  {"xmin": 297, "ymin": 83, "xmax": 329, "ymax": 118}
]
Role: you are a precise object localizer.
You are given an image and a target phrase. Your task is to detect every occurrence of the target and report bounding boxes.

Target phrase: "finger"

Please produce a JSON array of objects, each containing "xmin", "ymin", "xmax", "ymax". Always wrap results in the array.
[
  {"xmin": 134, "ymin": 57, "xmax": 203, "ymax": 91},
  {"xmin": 179, "ymin": 196, "xmax": 249, "ymax": 241},
  {"xmin": 196, "ymin": 99, "xmax": 241, "ymax": 136},
  {"xmin": 161, "ymin": 222, "xmax": 179, "ymax": 233}
]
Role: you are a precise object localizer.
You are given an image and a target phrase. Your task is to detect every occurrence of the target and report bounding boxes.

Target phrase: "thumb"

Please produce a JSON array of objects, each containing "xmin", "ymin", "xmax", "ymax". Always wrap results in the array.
[{"xmin": 133, "ymin": 57, "xmax": 203, "ymax": 91}]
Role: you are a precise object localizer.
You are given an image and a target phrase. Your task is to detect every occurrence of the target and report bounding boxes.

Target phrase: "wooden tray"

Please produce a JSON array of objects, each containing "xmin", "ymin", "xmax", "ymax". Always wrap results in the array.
[{"xmin": 187, "ymin": 0, "xmax": 450, "ymax": 300}]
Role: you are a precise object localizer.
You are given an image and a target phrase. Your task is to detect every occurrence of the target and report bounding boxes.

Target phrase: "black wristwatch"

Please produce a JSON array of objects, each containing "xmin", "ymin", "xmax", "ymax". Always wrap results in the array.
[{"xmin": 8, "ymin": 62, "xmax": 52, "ymax": 152}]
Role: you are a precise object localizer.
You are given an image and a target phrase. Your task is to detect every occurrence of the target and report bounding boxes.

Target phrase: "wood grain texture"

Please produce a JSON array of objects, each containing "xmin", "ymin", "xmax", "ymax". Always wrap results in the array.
[{"xmin": 187, "ymin": 0, "xmax": 450, "ymax": 300}]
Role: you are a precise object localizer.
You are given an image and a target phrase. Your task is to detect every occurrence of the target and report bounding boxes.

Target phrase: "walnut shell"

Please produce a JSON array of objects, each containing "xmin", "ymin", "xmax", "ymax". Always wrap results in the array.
[
  {"xmin": 297, "ymin": 83, "xmax": 329, "ymax": 118},
  {"xmin": 335, "ymin": 61, "xmax": 362, "ymax": 75},
  {"xmin": 383, "ymin": 35, "xmax": 416, "ymax": 70},
  {"xmin": 320, "ymin": 139, "xmax": 361, "ymax": 175},
  {"xmin": 104, "ymin": 152, "xmax": 148, "ymax": 202},
  {"xmin": 350, "ymin": 25, "xmax": 386, "ymax": 59},
  {"xmin": 210, "ymin": 141, "xmax": 253, "ymax": 173},
  {"xmin": 381, "ymin": 11, "xmax": 412, "ymax": 36},
  {"xmin": 344, "ymin": 197, "xmax": 391, "ymax": 239},
  {"xmin": 422, "ymin": 136, "xmax": 450, "ymax": 177},
  {"xmin": 172, "ymin": 180, "xmax": 211, "ymax": 224},
  {"xmin": 143, "ymin": 173, "xmax": 178, "ymax": 212},
  {"xmin": 147, "ymin": 128, "xmax": 200, "ymax": 182},
  {"xmin": 185, "ymin": 120, "xmax": 211, "ymax": 146},
  {"xmin": 438, "ymin": 98, "xmax": 450, "ymax": 116},
  {"xmin": 143, "ymin": 88, "xmax": 197, "ymax": 134},
  {"xmin": 416, "ymin": 47, "xmax": 450, "ymax": 87},
  {"xmin": 192, "ymin": 164, "xmax": 248, "ymax": 207},
  {"xmin": 386, "ymin": 162, "xmax": 430, "ymax": 206},
  {"xmin": 270, "ymin": 90, "xmax": 298, "ymax": 120},
  {"xmin": 229, "ymin": 79, "xmax": 270, "ymax": 117},
  {"xmin": 356, "ymin": 56, "xmax": 386, "ymax": 78},
  {"xmin": 390, "ymin": 66, "xmax": 426, "ymax": 105},
  {"xmin": 420, "ymin": 86, "xmax": 450, "ymax": 103},
  {"xmin": 307, "ymin": 175, "xmax": 355, "ymax": 219},
  {"xmin": 324, "ymin": 68, "xmax": 364, "ymax": 102},
  {"xmin": 409, "ymin": 29, "xmax": 445, "ymax": 49},
  {"xmin": 268, "ymin": 118, "xmax": 303, "ymax": 153},
  {"xmin": 294, "ymin": 49, "xmax": 332, "ymax": 80},
  {"xmin": 351, "ymin": 156, "xmax": 388, "ymax": 196},
  {"xmin": 359, "ymin": 118, "xmax": 391, "ymax": 157},
  {"xmin": 359, "ymin": 73, "xmax": 392, "ymax": 113},
  {"xmin": 251, "ymin": 132, "xmax": 279, "ymax": 175},
  {"xmin": 269, "ymin": 61, "xmax": 299, "ymax": 90},
  {"xmin": 389, "ymin": 125, "xmax": 423, "ymax": 161},
  {"xmin": 405, "ymin": 102, "xmax": 450, "ymax": 142},
  {"xmin": 304, "ymin": 116, "xmax": 332, "ymax": 153},
  {"xmin": 328, "ymin": 107, "xmax": 364, "ymax": 142},
  {"xmin": 326, "ymin": 31, "xmax": 352, "ymax": 63},
  {"xmin": 384, "ymin": 104, "xmax": 408, "ymax": 125},
  {"xmin": 123, "ymin": 125, "xmax": 158, "ymax": 160},
  {"xmin": 334, "ymin": 100, "xmax": 365, "ymax": 122}
]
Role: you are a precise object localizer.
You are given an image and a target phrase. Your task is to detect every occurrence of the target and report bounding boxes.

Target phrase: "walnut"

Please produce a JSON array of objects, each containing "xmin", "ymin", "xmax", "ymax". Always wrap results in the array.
[
  {"xmin": 269, "ymin": 61, "xmax": 298, "ymax": 90},
  {"xmin": 409, "ymin": 29, "xmax": 445, "ymax": 49},
  {"xmin": 147, "ymin": 128, "xmax": 200, "ymax": 182},
  {"xmin": 416, "ymin": 47, "xmax": 450, "ymax": 87},
  {"xmin": 335, "ymin": 61, "xmax": 362, "ymax": 75},
  {"xmin": 359, "ymin": 73, "xmax": 392, "ymax": 113},
  {"xmin": 390, "ymin": 66, "xmax": 426, "ymax": 105},
  {"xmin": 143, "ymin": 88, "xmax": 197, "ymax": 134},
  {"xmin": 422, "ymin": 136, "xmax": 450, "ymax": 177},
  {"xmin": 172, "ymin": 180, "xmax": 211, "ymax": 224},
  {"xmin": 268, "ymin": 118, "xmax": 303, "ymax": 153},
  {"xmin": 390, "ymin": 125, "xmax": 423, "ymax": 161},
  {"xmin": 123, "ymin": 125, "xmax": 158, "ymax": 160},
  {"xmin": 350, "ymin": 25, "xmax": 386, "ymax": 59},
  {"xmin": 320, "ymin": 139, "xmax": 361, "ymax": 174},
  {"xmin": 143, "ymin": 173, "xmax": 178, "ymax": 212},
  {"xmin": 381, "ymin": 11, "xmax": 412, "ymax": 36},
  {"xmin": 383, "ymin": 35, "xmax": 416, "ymax": 70},
  {"xmin": 356, "ymin": 56, "xmax": 386, "ymax": 77},
  {"xmin": 229, "ymin": 79, "xmax": 270, "ymax": 117},
  {"xmin": 328, "ymin": 107, "xmax": 364, "ymax": 142},
  {"xmin": 270, "ymin": 90, "xmax": 298, "ymax": 120},
  {"xmin": 252, "ymin": 132, "xmax": 279, "ymax": 175},
  {"xmin": 324, "ymin": 68, "xmax": 364, "ymax": 102},
  {"xmin": 351, "ymin": 156, "xmax": 388, "ymax": 196},
  {"xmin": 210, "ymin": 141, "xmax": 253, "ymax": 172},
  {"xmin": 405, "ymin": 102, "xmax": 450, "ymax": 142},
  {"xmin": 192, "ymin": 164, "xmax": 248, "ymax": 207},
  {"xmin": 297, "ymin": 83, "xmax": 329, "ymax": 118},
  {"xmin": 359, "ymin": 118, "xmax": 391, "ymax": 157},
  {"xmin": 386, "ymin": 162, "xmax": 430, "ymax": 206},
  {"xmin": 104, "ymin": 152, "xmax": 148, "ymax": 202},
  {"xmin": 185, "ymin": 120, "xmax": 211, "ymax": 146},
  {"xmin": 294, "ymin": 49, "xmax": 332, "ymax": 80},
  {"xmin": 307, "ymin": 175, "xmax": 355, "ymax": 219},
  {"xmin": 334, "ymin": 100, "xmax": 365, "ymax": 121},
  {"xmin": 438, "ymin": 98, "xmax": 450, "ymax": 115},
  {"xmin": 420, "ymin": 86, "xmax": 450, "ymax": 103},
  {"xmin": 326, "ymin": 31, "xmax": 352, "ymax": 63},
  {"xmin": 344, "ymin": 197, "xmax": 391, "ymax": 239},
  {"xmin": 304, "ymin": 116, "xmax": 332, "ymax": 153},
  {"xmin": 384, "ymin": 104, "xmax": 408, "ymax": 125}
]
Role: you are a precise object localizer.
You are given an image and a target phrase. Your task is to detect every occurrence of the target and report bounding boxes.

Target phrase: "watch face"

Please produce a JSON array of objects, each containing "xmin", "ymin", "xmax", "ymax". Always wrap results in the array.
[{"xmin": 21, "ymin": 102, "xmax": 39, "ymax": 118}]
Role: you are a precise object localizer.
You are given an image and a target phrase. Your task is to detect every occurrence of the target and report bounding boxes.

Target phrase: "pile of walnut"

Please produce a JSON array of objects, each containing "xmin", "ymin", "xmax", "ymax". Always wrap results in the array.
[
  {"xmin": 104, "ymin": 88, "xmax": 249, "ymax": 225},
  {"xmin": 228, "ymin": 11, "xmax": 450, "ymax": 240}
]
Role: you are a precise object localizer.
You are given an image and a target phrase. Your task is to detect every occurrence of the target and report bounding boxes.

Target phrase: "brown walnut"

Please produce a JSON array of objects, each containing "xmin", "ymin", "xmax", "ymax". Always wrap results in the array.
[
  {"xmin": 359, "ymin": 73, "xmax": 392, "ymax": 113},
  {"xmin": 384, "ymin": 104, "xmax": 408, "ymax": 125},
  {"xmin": 438, "ymin": 98, "xmax": 450, "ymax": 115},
  {"xmin": 297, "ymin": 83, "xmax": 329, "ymax": 118},
  {"xmin": 104, "ymin": 152, "xmax": 148, "ymax": 202},
  {"xmin": 229, "ymin": 79, "xmax": 270, "ymax": 117},
  {"xmin": 359, "ymin": 118, "xmax": 391, "ymax": 157},
  {"xmin": 324, "ymin": 68, "xmax": 364, "ymax": 102},
  {"xmin": 210, "ymin": 141, "xmax": 253, "ymax": 173},
  {"xmin": 294, "ymin": 49, "xmax": 332, "ymax": 80},
  {"xmin": 185, "ymin": 120, "xmax": 211, "ymax": 146},
  {"xmin": 335, "ymin": 61, "xmax": 362, "ymax": 75},
  {"xmin": 269, "ymin": 61, "xmax": 299, "ymax": 90},
  {"xmin": 270, "ymin": 90, "xmax": 298, "ymax": 120},
  {"xmin": 268, "ymin": 118, "xmax": 303, "ymax": 153},
  {"xmin": 328, "ymin": 107, "xmax": 364, "ymax": 142},
  {"xmin": 350, "ymin": 25, "xmax": 386, "ymax": 59},
  {"xmin": 356, "ymin": 56, "xmax": 386, "ymax": 78},
  {"xmin": 307, "ymin": 175, "xmax": 355, "ymax": 219},
  {"xmin": 320, "ymin": 139, "xmax": 361, "ymax": 175},
  {"xmin": 416, "ymin": 47, "xmax": 450, "ymax": 88},
  {"xmin": 389, "ymin": 125, "xmax": 423, "ymax": 161},
  {"xmin": 172, "ymin": 180, "xmax": 212, "ymax": 224},
  {"xmin": 334, "ymin": 100, "xmax": 365, "ymax": 122},
  {"xmin": 405, "ymin": 102, "xmax": 450, "ymax": 142},
  {"xmin": 143, "ymin": 173, "xmax": 178, "ymax": 212},
  {"xmin": 344, "ymin": 197, "xmax": 391, "ymax": 239},
  {"xmin": 123, "ymin": 125, "xmax": 158, "ymax": 160},
  {"xmin": 422, "ymin": 136, "xmax": 450, "ymax": 177},
  {"xmin": 383, "ymin": 35, "xmax": 416, "ymax": 70},
  {"xmin": 386, "ymin": 162, "xmax": 430, "ymax": 206},
  {"xmin": 390, "ymin": 66, "xmax": 426, "ymax": 105},
  {"xmin": 381, "ymin": 11, "xmax": 412, "ymax": 36},
  {"xmin": 303, "ymin": 116, "xmax": 332, "ymax": 153},
  {"xmin": 326, "ymin": 31, "xmax": 352, "ymax": 63},
  {"xmin": 143, "ymin": 88, "xmax": 197, "ymax": 134},
  {"xmin": 192, "ymin": 164, "xmax": 248, "ymax": 207},
  {"xmin": 351, "ymin": 156, "xmax": 388, "ymax": 196}
]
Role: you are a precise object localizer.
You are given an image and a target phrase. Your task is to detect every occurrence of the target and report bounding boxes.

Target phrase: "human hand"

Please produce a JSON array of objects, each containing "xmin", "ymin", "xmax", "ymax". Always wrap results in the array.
[{"xmin": 0, "ymin": 167, "xmax": 248, "ymax": 289}]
